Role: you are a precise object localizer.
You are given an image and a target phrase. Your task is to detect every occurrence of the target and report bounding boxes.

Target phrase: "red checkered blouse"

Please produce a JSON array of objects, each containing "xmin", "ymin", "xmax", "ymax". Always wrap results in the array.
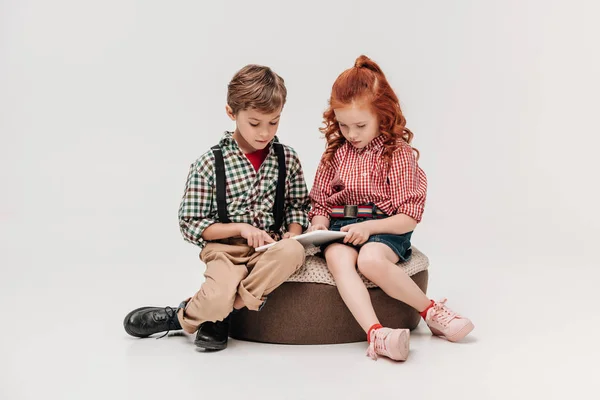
[{"xmin": 308, "ymin": 135, "xmax": 427, "ymax": 222}]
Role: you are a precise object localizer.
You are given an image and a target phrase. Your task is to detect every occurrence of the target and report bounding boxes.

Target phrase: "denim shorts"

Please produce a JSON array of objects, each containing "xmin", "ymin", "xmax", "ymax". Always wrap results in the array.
[{"xmin": 320, "ymin": 217, "xmax": 413, "ymax": 262}]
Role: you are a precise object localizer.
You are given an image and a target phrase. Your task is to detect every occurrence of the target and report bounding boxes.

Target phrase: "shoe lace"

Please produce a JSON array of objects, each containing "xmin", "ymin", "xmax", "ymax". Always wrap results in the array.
[
  {"xmin": 156, "ymin": 306, "xmax": 178, "ymax": 339},
  {"xmin": 366, "ymin": 329, "xmax": 389, "ymax": 360},
  {"xmin": 430, "ymin": 298, "xmax": 457, "ymax": 327}
]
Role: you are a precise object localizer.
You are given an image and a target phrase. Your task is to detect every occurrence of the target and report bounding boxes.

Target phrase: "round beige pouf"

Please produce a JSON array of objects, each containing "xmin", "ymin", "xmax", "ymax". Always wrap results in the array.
[{"xmin": 229, "ymin": 248, "xmax": 429, "ymax": 345}]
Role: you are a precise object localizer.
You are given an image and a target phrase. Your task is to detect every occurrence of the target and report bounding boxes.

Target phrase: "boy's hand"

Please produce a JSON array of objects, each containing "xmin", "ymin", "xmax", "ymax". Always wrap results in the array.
[
  {"xmin": 341, "ymin": 223, "xmax": 370, "ymax": 245},
  {"xmin": 307, "ymin": 224, "xmax": 328, "ymax": 233},
  {"xmin": 282, "ymin": 232, "xmax": 297, "ymax": 239},
  {"xmin": 239, "ymin": 224, "xmax": 276, "ymax": 248}
]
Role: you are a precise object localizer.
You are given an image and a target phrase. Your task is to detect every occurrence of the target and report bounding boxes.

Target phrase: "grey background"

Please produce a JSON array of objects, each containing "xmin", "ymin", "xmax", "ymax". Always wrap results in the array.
[{"xmin": 1, "ymin": 1, "xmax": 599, "ymax": 399}]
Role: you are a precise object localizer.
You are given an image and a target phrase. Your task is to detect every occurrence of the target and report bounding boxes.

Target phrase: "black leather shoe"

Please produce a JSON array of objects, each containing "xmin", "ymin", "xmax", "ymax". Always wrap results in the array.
[
  {"xmin": 194, "ymin": 317, "xmax": 230, "ymax": 350},
  {"xmin": 123, "ymin": 306, "xmax": 182, "ymax": 338}
]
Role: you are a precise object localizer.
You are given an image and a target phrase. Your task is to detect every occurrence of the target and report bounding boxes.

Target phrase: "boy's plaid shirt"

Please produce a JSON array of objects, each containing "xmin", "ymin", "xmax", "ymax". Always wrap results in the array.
[{"xmin": 178, "ymin": 131, "xmax": 310, "ymax": 249}]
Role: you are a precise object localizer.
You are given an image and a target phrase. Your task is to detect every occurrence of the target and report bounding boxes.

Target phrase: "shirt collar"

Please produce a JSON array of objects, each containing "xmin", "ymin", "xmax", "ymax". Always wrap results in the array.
[
  {"xmin": 219, "ymin": 131, "xmax": 280, "ymax": 154},
  {"xmin": 346, "ymin": 133, "xmax": 386, "ymax": 153}
]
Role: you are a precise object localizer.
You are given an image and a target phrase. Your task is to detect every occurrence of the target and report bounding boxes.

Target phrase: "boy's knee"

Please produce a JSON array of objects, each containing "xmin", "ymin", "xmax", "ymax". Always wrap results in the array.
[{"xmin": 274, "ymin": 238, "xmax": 305, "ymax": 266}]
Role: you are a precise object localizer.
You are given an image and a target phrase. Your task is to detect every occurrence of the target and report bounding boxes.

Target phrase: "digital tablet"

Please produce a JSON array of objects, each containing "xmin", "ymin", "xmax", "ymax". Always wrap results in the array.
[{"xmin": 255, "ymin": 230, "xmax": 348, "ymax": 252}]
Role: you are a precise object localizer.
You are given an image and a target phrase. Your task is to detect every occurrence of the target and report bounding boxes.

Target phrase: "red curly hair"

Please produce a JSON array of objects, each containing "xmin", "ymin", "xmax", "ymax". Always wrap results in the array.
[{"xmin": 320, "ymin": 55, "xmax": 418, "ymax": 167}]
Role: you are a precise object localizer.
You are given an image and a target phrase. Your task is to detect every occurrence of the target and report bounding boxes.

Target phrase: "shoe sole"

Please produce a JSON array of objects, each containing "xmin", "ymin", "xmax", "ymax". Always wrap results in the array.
[
  {"xmin": 431, "ymin": 321, "xmax": 475, "ymax": 342},
  {"xmin": 194, "ymin": 338, "xmax": 227, "ymax": 351},
  {"xmin": 395, "ymin": 329, "xmax": 410, "ymax": 361}
]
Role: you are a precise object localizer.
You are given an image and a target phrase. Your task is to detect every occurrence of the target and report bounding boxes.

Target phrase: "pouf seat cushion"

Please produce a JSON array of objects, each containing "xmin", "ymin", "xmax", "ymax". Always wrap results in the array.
[{"xmin": 229, "ymin": 247, "xmax": 429, "ymax": 345}]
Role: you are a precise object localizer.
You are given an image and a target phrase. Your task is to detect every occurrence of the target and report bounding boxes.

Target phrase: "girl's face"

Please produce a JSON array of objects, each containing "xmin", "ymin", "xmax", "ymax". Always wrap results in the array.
[
  {"xmin": 226, "ymin": 106, "xmax": 282, "ymax": 153},
  {"xmin": 333, "ymin": 104, "xmax": 380, "ymax": 149}
]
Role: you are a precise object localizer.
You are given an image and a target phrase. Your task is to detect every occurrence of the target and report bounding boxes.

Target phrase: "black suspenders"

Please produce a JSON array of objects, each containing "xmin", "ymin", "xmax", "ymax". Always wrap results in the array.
[
  {"xmin": 211, "ymin": 143, "xmax": 286, "ymax": 232},
  {"xmin": 211, "ymin": 145, "xmax": 231, "ymax": 224},
  {"xmin": 271, "ymin": 143, "xmax": 286, "ymax": 232}
]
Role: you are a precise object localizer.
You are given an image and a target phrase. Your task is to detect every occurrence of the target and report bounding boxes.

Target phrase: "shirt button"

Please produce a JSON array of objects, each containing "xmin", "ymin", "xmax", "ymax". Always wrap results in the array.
[{"xmin": 362, "ymin": 172, "xmax": 367, "ymax": 177}]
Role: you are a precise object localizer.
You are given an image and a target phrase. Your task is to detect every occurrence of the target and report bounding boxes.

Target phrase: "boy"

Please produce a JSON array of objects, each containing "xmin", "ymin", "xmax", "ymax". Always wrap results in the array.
[{"xmin": 123, "ymin": 64, "xmax": 310, "ymax": 350}]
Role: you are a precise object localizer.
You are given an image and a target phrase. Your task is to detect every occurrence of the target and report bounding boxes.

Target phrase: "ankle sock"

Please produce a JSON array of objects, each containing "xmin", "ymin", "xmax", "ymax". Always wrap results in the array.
[
  {"xmin": 367, "ymin": 324, "xmax": 383, "ymax": 342},
  {"xmin": 419, "ymin": 300, "xmax": 435, "ymax": 319}
]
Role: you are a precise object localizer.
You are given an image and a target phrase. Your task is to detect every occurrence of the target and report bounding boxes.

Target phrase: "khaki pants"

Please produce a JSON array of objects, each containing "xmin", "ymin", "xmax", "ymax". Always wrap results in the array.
[{"xmin": 177, "ymin": 238, "xmax": 305, "ymax": 333}]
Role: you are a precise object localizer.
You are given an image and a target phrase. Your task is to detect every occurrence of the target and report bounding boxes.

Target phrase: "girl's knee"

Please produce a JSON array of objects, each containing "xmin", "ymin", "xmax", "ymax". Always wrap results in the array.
[
  {"xmin": 325, "ymin": 246, "xmax": 356, "ymax": 276},
  {"xmin": 357, "ymin": 249, "xmax": 386, "ymax": 278},
  {"xmin": 324, "ymin": 243, "xmax": 353, "ymax": 258}
]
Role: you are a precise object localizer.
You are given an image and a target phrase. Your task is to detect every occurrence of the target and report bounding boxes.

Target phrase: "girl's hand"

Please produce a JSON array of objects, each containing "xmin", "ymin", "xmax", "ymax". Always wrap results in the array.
[
  {"xmin": 341, "ymin": 223, "xmax": 371, "ymax": 245},
  {"xmin": 239, "ymin": 224, "xmax": 276, "ymax": 248},
  {"xmin": 307, "ymin": 224, "xmax": 328, "ymax": 233}
]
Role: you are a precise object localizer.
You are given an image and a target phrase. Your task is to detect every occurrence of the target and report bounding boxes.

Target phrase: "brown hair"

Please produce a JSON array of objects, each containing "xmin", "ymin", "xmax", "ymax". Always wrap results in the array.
[
  {"xmin": 227, "ymin": 64, "xmax": 287, "ymax": 114},
  {"xmin": 320, "ymin": 55, "xmax": 418, "ymax": 167}
]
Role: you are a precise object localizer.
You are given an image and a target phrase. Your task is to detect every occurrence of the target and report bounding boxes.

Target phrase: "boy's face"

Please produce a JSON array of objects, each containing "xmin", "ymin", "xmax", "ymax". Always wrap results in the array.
[
  {"xmin": 226, "ymin": 106, "xmax": 282, "ymax": 153},
  {"xmin": 333, "ymin": 104, "xmax": 380, "ymax": 149}
]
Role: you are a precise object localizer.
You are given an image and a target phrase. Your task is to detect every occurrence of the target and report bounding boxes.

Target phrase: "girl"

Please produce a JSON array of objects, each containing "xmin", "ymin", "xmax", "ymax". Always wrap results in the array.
[{"xmin": 308, "ymin": 55, "xmax": 474, "ymax": 361}]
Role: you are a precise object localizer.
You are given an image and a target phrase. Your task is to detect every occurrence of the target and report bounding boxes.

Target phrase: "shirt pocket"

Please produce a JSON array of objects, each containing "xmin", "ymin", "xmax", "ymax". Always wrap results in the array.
[{"xmin": 330, "ymin": 171, "xmax": 345, "ymax": 193}]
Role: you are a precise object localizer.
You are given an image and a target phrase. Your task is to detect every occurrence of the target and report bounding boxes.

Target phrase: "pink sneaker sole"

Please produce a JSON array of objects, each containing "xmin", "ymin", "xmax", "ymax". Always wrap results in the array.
[
  {"xmin": 390, "ymin": 329, "xmax": 410, "ymax": 361},
  {"xmin": 430, "ymin": 321, "xmax": 474, "ymax": 342}
]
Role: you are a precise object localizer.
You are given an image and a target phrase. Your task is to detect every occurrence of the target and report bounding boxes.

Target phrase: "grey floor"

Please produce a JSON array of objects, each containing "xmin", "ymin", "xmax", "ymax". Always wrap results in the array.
[
  {"xmin": 2, "ymin": 259, "xmax": 597, "ymax": 400},
  {"xmin": 2, "ymin": 2, "xmax": 599, "ymax": 398}
]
